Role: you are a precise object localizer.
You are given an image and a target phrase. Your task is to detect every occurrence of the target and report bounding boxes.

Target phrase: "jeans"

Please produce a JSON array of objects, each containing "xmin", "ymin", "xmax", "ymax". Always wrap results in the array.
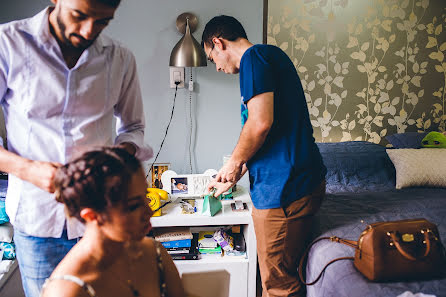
[{"xmin": 13, "ymin": 228, "xmax": 79, "ymax": 297}]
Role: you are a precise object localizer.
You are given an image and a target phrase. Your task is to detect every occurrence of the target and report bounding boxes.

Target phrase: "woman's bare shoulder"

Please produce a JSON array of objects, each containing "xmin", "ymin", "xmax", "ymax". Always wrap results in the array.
[
  {"xmin": 42, "ymin": 245, "xmax": 96, "ymax": 297},
  {"xmin": 51, "ymin": 244, "xmax": 92, "ymax": 276},
  {"xmin": 41, "ymin": 276, "xmax": 93, "ymax": 297},
  {"xmin": 141, "ymin": 236, "xmax": 157, "ymax": 251}
]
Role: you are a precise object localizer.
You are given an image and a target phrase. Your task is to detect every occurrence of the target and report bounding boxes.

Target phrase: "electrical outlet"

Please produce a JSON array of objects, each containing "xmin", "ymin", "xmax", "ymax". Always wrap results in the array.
[{"xmin": 169, "ymin": 67, "xmax": 185, "ymax": 88}]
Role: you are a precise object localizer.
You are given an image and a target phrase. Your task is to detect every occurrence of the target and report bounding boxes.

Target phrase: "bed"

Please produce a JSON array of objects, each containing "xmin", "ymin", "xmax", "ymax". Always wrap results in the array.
[{"xmin": 305, "ymin": 141, "xmax": 446, "ymax": 297}]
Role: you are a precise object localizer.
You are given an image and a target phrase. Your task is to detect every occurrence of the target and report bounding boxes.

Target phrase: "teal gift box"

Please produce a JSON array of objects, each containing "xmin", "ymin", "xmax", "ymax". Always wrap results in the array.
[{"xmin": 201, "ymin": 189, "xmax": 222, "ymax": 216}]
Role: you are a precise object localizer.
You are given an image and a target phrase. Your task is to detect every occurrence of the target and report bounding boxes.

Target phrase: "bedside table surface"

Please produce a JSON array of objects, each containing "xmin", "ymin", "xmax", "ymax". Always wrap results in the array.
[{"xmin": 151, "ymin": 186, "xmax": 252, "ymax": 227}]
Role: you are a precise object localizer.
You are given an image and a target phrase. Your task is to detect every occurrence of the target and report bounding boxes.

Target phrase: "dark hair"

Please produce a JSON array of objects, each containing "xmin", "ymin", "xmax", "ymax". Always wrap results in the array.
[
  {"xmin": 93, "ymin": 0, "xmax": 121, "ymax": 8},
  {"xmin": 201, "ymin": 15, "xmax": 248, "ymax": 48},
  {"xmin": 54, "ymin": 147, "xmax": 141, "ymax": 223}
]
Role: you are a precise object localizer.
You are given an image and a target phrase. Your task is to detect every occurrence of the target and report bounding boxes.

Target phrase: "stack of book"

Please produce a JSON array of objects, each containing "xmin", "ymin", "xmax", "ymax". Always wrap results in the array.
[
  {"xmin": 198, "ymin": 231, "xmax": 222, "ymax": 255},
  {"xmin": 153, "ymin": 227, "xmax": 199, "ymax": 260},
  {"xmin": 197, "ymin": 228, "xmax": 247, "ymax": 259}
]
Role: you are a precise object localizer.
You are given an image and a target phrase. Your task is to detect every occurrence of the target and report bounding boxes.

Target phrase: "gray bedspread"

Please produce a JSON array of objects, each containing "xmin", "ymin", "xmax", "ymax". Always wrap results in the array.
[{"xmin": 306, "ymin": 188, "xmax": 446, "ymax": 297}]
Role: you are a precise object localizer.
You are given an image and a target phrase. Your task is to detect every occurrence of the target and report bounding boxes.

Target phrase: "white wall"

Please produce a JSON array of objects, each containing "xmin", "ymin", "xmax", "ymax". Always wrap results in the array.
[{"xmin": 0, "ymin": 0, "xmax": 263, "ymax": 185}]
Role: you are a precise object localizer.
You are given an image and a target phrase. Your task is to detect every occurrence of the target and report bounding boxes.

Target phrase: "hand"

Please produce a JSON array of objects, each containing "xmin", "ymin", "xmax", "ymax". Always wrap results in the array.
[
  {"xmin": 116, "ymin": 142, "xmax": 137, "ymax": 155},
  {"xmin": 214, "ymin": 158, "xmax": 243, "ymax": 184},
  {"xmin": 207, "ymin": 180, "xmax": 235, "ymax": 197},
  {"xmin": 25, "ymin": 161, "xmax": 62, "ymax": 193}
]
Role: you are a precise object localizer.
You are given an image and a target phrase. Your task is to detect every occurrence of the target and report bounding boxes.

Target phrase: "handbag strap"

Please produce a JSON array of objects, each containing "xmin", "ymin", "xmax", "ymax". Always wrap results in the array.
[
  {"xmin": 298, "ymin": 236, "xmax": 357, "ymax": 286},
  {"xmin": 388, "ymin": 229, "xmax": 432, "ymax": 261}
]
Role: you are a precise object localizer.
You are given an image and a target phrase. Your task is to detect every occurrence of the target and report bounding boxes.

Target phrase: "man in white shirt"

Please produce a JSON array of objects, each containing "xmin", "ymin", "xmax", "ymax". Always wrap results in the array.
[{"xmin": 0, "ymin": 0, "xmax": 153, "ymax": 296}]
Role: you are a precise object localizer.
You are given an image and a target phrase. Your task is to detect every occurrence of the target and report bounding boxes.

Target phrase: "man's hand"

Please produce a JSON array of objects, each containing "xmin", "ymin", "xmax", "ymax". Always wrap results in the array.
[
  {"xmin": 0, "ymin": 147, "xmax": 62, "ymax": 193},
  {"xmin": 214, "ymin": 158, "xmax": 243, "ymax": 184},
  {"xmin": 207, "ymin": 180, "xmax": 236, "ymax": 197},
  {"xmin": 24, "ymin": 161, "xmax": 62, "ymax": 193},
  {"xmin": 207, "ymin": 163, "xmax": 248, "ymax": 197},
  {"xmin": 116, "ymin": 142, "xmax": 137, "ymax": 156},
  {"xmin": 207, "ymin": 159, "xmax": 244, "ymax": 197}
]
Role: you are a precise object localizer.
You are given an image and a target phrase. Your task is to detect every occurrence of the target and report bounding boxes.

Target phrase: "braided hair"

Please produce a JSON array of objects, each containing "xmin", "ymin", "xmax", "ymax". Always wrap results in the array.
[{"xmin": 54, "ymin": 147, "xmax": 141, "ymax": 223}]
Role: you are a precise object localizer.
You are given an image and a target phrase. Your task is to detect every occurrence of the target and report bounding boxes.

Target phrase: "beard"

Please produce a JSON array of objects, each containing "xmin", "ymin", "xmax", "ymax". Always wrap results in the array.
[{"xmin": 56, "ymin": 13, "xmax": 97, "ymax": 51}]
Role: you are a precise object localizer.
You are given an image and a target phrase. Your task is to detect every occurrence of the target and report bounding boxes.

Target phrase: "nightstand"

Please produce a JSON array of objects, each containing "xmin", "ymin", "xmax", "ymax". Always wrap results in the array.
[{"xmin": 151, "ymin": 186, "xmax": 257, "ymax": 297}]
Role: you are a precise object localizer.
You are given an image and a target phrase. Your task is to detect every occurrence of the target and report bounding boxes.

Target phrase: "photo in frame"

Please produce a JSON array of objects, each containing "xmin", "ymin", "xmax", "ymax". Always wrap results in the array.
[
  {"xmin": 171, "ymin": 177, "xmax": 188, "ymax": 194},
  {"xmin": 161, "ymin": 169, "xmax": 218, "ymax": 198},
  {"xmin": 151, "ymin": 163, "xmax": 170, "ymax": 189}
]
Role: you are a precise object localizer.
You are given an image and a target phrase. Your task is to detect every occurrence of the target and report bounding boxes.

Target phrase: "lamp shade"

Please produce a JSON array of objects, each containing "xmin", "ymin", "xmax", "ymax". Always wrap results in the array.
[{"xmin": 169, "ymin": 16, "xmax": 207, "ymax": 67}]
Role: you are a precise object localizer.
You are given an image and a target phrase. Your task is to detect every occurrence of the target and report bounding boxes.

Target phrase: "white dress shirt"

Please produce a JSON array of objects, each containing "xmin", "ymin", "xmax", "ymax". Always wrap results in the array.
[{"xmin": 0, "ymin": 8, "xmax": 153, "ymax": 239}]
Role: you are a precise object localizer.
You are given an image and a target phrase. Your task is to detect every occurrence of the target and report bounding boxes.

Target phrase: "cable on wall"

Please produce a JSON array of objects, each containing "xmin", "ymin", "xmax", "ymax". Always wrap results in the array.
[
  {"xmin": 188, "ymin": 67, "xmax": 193, "ymax": 174},
  {"xmin": 146, "ymin": 84, "xmax": 179, "ymax": 180}
]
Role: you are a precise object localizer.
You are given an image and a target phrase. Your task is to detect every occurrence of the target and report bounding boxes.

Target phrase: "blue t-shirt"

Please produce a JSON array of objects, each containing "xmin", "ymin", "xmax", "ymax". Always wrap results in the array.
[{"xmin": 240, "ymin": 44, "xmax": 326, "ymax": 209}]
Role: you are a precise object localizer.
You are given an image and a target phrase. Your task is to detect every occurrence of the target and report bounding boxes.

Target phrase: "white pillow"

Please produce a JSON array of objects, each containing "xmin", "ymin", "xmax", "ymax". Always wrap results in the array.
[
  {"xmin": 0, "ymin": 260, "xmax": 13, "ymax": 274},
  {"xmin": 386, "ymin": 149, "xmax": 446, "ymax": 189},
  {"xmin": 0, "ymin": 222, "xmax": 13, "ymax": 243}
]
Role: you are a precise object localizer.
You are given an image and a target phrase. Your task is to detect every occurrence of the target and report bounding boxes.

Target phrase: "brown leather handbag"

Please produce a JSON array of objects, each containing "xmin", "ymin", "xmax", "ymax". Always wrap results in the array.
[{"xmin": 299, "ymin": 218, "xmax": 446, "ymax": 284}]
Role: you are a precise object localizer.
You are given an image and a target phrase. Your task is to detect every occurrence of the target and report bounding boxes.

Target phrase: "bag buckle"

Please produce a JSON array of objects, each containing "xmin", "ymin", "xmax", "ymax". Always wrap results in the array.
[
  {"xmin": 330, "ymin": 236, "xmax": 339, "ymax": 242},
  {"xmin": 402, "ymin": 233, "xmax": 415, "ymax": 242}
]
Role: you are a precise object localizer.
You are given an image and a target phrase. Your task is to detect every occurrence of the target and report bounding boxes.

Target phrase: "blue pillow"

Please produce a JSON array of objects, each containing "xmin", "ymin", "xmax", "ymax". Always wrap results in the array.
[
  {"xmin": 0, "ymin": 179, "xmax": 7, "ymax": 198},
  {"xmin": 385, "ymin": 132, "xmax": 429, "ymax": 149},
  {"xmin": 317, "ymin": 141, "xmax": 396, "ymax": 193}
]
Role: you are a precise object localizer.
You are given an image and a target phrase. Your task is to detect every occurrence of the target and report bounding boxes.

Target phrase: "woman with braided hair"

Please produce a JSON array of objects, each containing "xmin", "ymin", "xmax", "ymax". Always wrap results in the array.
[{"xmin": 41, "ymin": 147, "xmax": 184, "ymax": 297}]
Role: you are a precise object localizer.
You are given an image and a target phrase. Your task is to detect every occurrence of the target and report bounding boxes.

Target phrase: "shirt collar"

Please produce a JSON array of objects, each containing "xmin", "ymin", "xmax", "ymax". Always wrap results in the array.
[{"xmin": 25, "ymin": 7, "xmax": 53, "ymax": 44}]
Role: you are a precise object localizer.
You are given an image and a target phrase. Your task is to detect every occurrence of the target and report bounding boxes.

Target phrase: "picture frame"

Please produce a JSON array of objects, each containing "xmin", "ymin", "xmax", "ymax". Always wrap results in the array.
[
  {"xmin": 161, "ymin": 169, "xmax": 218, "ymax": 199},
  {"xmin": 150, "ymin": 163, "xmax": 170, "ymax": 189}
]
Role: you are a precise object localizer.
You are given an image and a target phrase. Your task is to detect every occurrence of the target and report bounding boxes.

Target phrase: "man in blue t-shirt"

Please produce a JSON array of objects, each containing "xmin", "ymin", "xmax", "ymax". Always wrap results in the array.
[{"xmin": 203, "ymin": 16, "xmax": 327, "ymax": 297}]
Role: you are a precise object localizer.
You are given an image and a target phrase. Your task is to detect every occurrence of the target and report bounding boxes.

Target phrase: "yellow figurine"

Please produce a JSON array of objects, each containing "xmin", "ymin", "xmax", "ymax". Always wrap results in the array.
[{"xmin": 146, "ymin": 188, "xmax": 169, "ymax": 216}]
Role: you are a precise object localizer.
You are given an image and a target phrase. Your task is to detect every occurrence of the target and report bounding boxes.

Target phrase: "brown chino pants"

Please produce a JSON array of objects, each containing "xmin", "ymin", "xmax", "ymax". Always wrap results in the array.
[{"xmin": 252, "ymin": 181, "xmax": 326, "ymax": 297}]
